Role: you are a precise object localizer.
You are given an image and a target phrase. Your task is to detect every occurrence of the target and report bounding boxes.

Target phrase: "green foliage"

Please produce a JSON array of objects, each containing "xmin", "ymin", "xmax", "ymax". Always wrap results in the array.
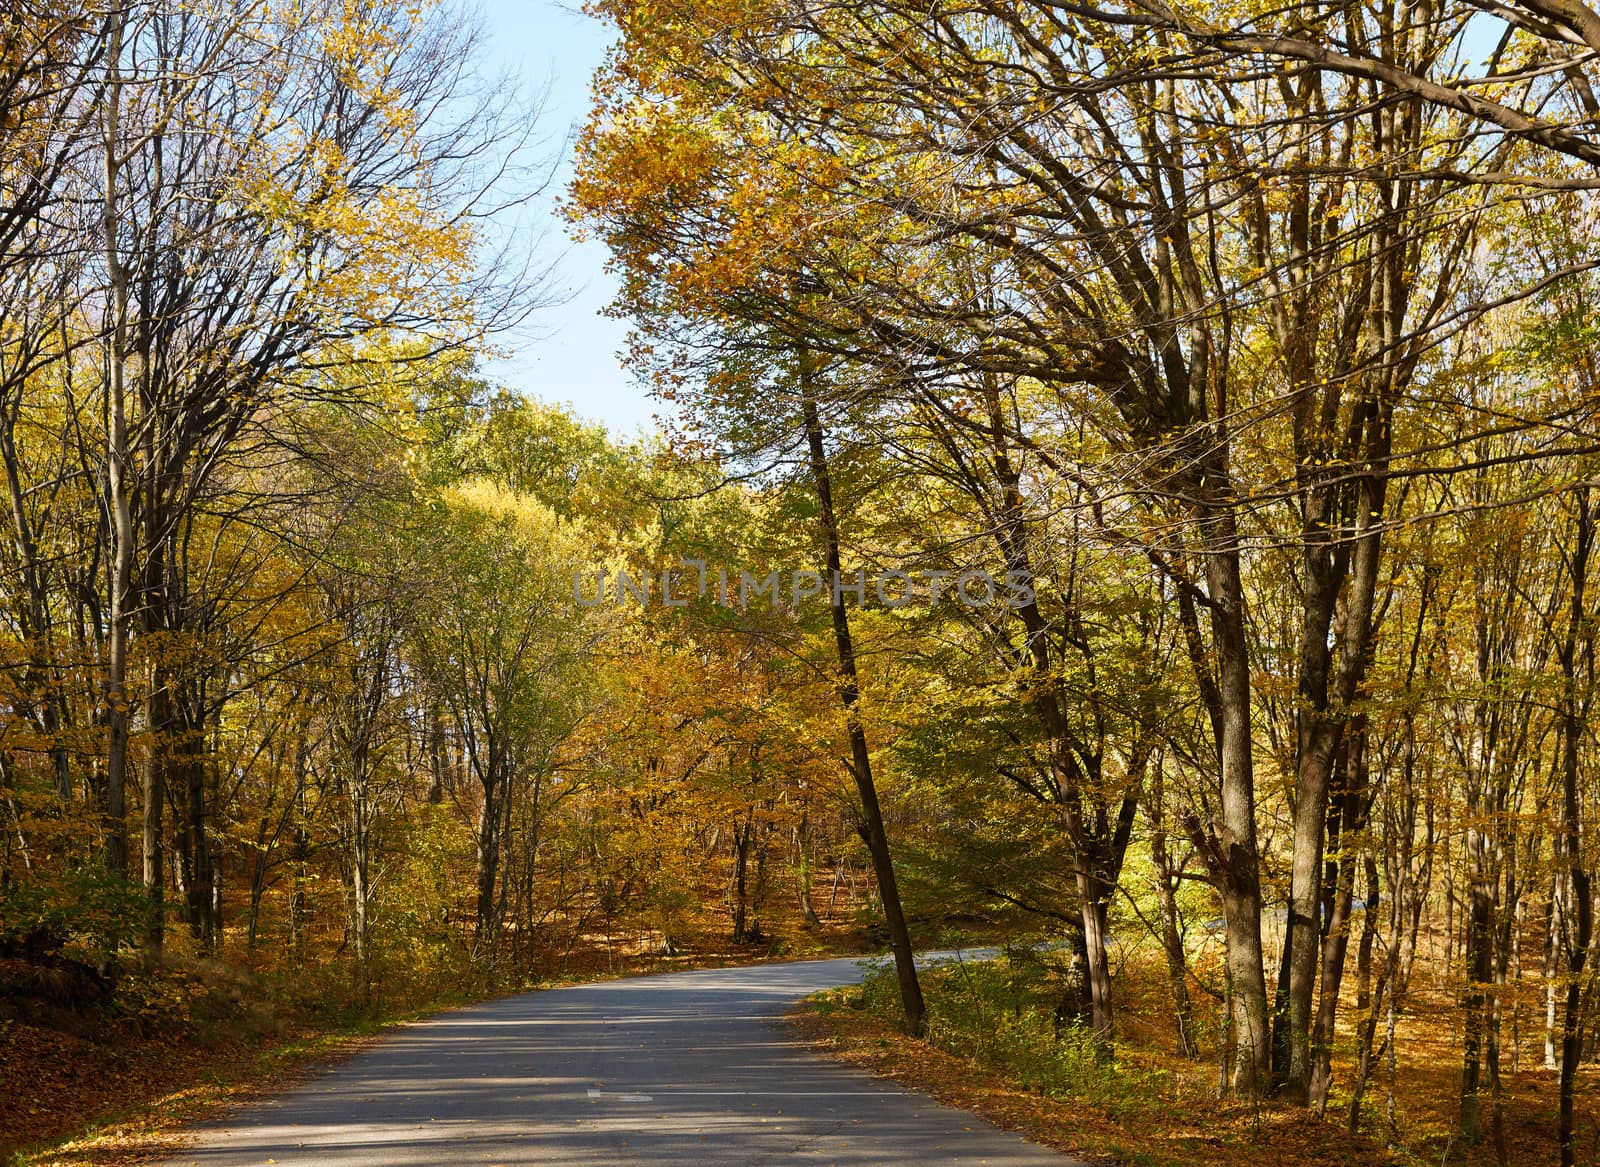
[
  {"xmin": 0, "ymin": 866, "xmax": 145, "ymax": 962},
  {"xmin": 367, "ymin": 807, "xmax": 475, "ymax": 995},
  {"xmin": 856, "ymin": 950, "xmax": 1128, "ymax": 1110}
]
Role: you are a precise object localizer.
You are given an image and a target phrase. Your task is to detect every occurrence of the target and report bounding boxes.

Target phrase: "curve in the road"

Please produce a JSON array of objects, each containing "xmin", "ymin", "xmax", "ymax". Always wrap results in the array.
[{"xmin": 162, "ymin": 954, "xmax": 1080, "ymax": 1166}]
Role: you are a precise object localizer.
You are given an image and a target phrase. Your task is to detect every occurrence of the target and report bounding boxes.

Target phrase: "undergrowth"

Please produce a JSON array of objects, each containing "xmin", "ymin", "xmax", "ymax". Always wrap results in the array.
[{"xmin": 847, "ymin": 942, "xmax": 1144, "ymax": 1113}]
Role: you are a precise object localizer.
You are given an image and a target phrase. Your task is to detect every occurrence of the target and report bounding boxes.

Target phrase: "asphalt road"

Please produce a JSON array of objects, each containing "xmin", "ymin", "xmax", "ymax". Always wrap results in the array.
[{"xmin": 163, "ymin": 954, "xmax": 1077, "ymax": 1166}]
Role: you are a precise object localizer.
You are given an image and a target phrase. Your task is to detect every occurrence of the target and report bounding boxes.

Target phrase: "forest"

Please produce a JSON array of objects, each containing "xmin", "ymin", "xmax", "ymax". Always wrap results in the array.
[{"xmin": 7, "ymin": 0, "xmax": 1600, "ymax": 1164}]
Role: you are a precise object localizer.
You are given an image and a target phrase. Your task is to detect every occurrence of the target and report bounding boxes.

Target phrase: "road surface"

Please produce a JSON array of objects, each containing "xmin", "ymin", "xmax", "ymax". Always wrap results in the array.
[{"xmin": 163, "ymin": 954, "xmax": 1077, "ymax": 1165}]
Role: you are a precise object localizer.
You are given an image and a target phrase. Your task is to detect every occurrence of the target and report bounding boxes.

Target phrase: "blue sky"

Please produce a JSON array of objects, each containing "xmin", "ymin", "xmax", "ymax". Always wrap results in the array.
[{"xmin": 470, "ymin": 0, "xmax": 663, "ymax": 436}]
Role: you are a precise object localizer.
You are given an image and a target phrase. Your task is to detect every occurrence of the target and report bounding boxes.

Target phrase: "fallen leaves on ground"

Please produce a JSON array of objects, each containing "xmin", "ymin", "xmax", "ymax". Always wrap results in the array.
[
  {"xmin": 791, "ymin": 945, "xmax": 1600, "ymax": 1167},
  {"xmin": 3, "ymin": 1014, "xmax": 391, "ymax": 1167}
]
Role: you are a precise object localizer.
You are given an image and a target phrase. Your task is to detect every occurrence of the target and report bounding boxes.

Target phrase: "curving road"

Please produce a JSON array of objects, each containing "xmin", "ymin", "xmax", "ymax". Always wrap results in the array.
[{"xmin": 163, "ymin": 955, "xmax": 1076, "ymax": 1166}]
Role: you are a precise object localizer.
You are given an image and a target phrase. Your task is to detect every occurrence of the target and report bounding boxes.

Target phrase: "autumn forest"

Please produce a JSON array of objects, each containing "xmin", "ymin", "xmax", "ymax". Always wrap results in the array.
[{"xmin": 7, "ymin": 0, "xmax": 1600, "ymax": 1164}]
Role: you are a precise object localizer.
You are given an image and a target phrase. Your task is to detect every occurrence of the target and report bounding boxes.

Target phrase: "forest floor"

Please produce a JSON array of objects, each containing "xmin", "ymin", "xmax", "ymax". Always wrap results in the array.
[
  {"xmin": 1, "ymin": 920, "xmax": 870, "ymax": 1167},
  {"xmin": 792, "ymin": 947, "xmax": 1600, "ymax": 1167}
]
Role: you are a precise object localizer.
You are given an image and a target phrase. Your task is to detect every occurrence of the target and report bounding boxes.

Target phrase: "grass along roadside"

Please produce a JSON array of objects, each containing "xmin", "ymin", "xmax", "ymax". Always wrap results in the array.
[{"xmin": 790, "ymin": 948, "xmax": 1414, "ymax": 1167}]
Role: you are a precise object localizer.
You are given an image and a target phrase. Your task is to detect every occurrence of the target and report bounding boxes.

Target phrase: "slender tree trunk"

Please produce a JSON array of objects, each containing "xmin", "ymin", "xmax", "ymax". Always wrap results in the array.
[
  {"xmin": 426, "ymin": 704, "xmax": 445, "ymax": 804},
  {"xmin": 756, "ymin": 828, "xmax": 771, "ymax": 939},
  {"xmin": 1149, "ymin": 770, "xmax": 1199, "ymax": 1056},
  {"xmin": 183, "ymin": 700, "xmax": 214, "ymax": 947},
  {"xmin": 289, "ymin": 724, "xmax": 311, "ymax": 957},
  {"xmin": 351, "ymin": 770, "xmax": 369, "ymax": 972},
  {"xmin": 518, "ymin": 769, "xmax": 545, "ymax": 971},
  {"xmin": 1312, "ymin": 729, "xmax": 1372, "ymax": 1109},
  {"xmin": 732, "ymin": 819, "xmax": 751, "ymax": 944},
  {"xmin": 1544, "ymin": 896, "xmax": 1560, "ymax": 1071},
  {"xmin": 101, "ymin": 5, "xmax": 132, "ymax": 879},
  {"xmin": 247, "ymin": 824, "xmax": 269, "ymax": 952},
  {"xmin": 142, "ymin": 662, "xmax": 168, "ymax": 951},
  {"xmin": 1555, "ymin": 489, "xmax": 1593, "ymax": 1167},
  {"xmin": 492, "ymin": 758, "xmax": 516, "ymax": 953},
  {"xmin": 800, "ymin": 377, "xmax": 925, "ymax": 1037},
  {"xmin": 795, "ymin": 817, "xmax": 821, "ymax": 928},
  {"xmin": 975, "ymin": 375, "xmax": 1130, "ymax": 1044},
  {"xmin": 1460, "ymin": 843, "xmax": 1496, "ymax": 1143},
  {"xmin": 1344, "ymin": 855, "xmax": 1384, "ymax": 1131},
  {"xmin": 208, "ymin": 844, "xmax": 222, "ymax": 954},
  {"xmin": 1076, "ymin": 869, "xmax": 1114, "ymax": 1040}
]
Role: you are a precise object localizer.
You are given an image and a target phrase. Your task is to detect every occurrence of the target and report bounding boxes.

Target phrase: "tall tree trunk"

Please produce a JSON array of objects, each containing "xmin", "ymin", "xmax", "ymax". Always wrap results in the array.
[
  {"xmin": 142, "ymin": 661, "xmax": 169, "ymax": 951},
  {"xmin": 289, "ymin": 737, "xmax": 310, "ymax": 958},
  {"xmin": 1311, "ymin": 728, "xmax": 1372, "ymax": 1109},
  {"xmin": 1460, "ymin": 835, "xmax": 1497, "ymax": 1143},
  {"xmin": 1544, "ymin": 896, "xmax": 1560, "ymax": 1071},
  {"xmin": 247, "ymin": 823, "xmax": 269, "ymax": 952},
  {"xmin": 1344, "ymin": 853, "xmax": 1384, "ymax": 1132},
  {"xmin": 1275, "ymin": 512, "xmax": 1344, "ymax": 1099},
  {"xmin": 1278, "ymin": 456, "xmax": 1389, "ymax": 1102},
  {"xmin": 732, "ymin": 819, "xmax": 751, "ymax": 944},
  {"xmin": 426, "ymin": 703, "xmax": 445, "ymax": 804},
  {"xmin": 975, "ymin": 374, "xmax": 1130, "ymax": 1044},
  {"xmin": 100, "ymin": 4, "xmax": 132, "ymax": 879},
  {"xmin": 473, "ymin": 753, "xmax": 504, "ymax": 958},
  {"xmin": 1075, "ymin": 867, "xmax": 1114, "ymax": 1040},
  {"xmin": 800, "ymin": 377, "xmax": 925, "ymax": 1037},
  {"xmin": 1204, "ymin": 515, "xmax": 1271, "ymax": 1096},
  {"xmin": 180, "ymin": 691, "xmax": 212, "ymax": 947},
  {"xmin": 795, "ymin": 816, "xmax": 821, "ymax": 928},
  {"xmin": 351, "ymin": 762, "xmax": 370, "ymax": 973},
  {"xmin": 751, "ymin": 821, "xmax": 770, "ymax": 942},
  {"xmin": 1149, "ymin": 766, "xmax": 1199, "ymax": 1057},
  {"xmin": 1554, "ymin": 489, "xmax": 1594, "ymax": 1167}
]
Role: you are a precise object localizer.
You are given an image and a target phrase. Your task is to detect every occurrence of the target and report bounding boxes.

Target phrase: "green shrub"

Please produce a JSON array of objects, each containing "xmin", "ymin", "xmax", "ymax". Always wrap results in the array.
[
  {"xmin": 856, "ymin": 947, "xmax": 1129, "ymax": 1111},
  {"xmin": 0, "ymin": 865, "xmax": 145, "ymax": 964}
]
